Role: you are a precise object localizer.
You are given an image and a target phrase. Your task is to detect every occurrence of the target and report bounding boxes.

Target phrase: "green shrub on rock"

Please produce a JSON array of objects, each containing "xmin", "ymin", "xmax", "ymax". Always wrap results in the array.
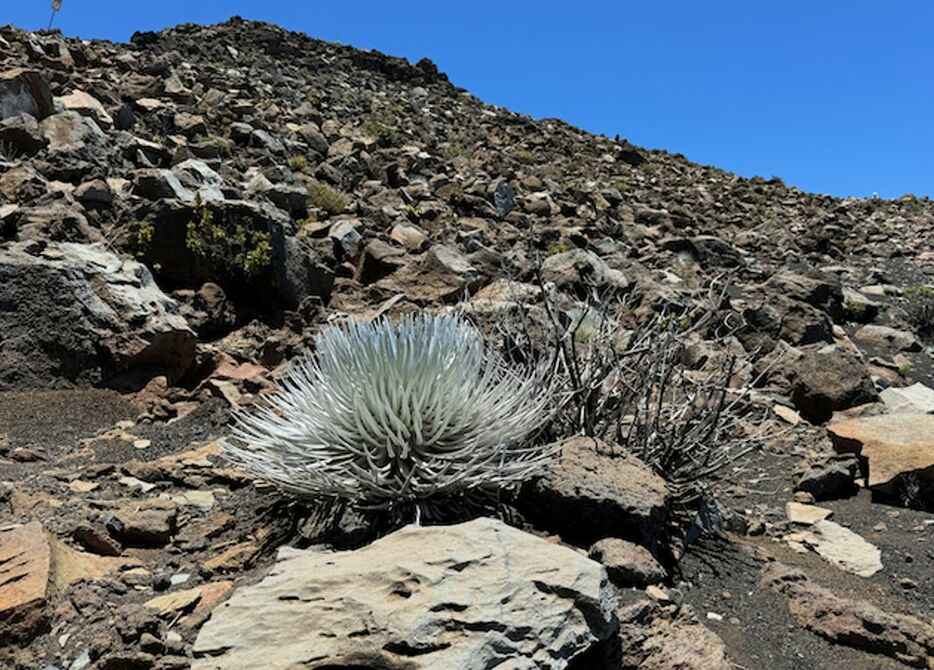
[{"xmin": 306, "ymin": 182, "xmax": 348, "ymax": 217}]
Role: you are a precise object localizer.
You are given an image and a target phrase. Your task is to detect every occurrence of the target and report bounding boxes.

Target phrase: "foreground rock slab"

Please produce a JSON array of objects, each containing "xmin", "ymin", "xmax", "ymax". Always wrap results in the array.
[
  {"xmin": 828, "ymin": 412, "xmax": 934, "ymax": 505},
  {"xmin": 192, "ymin": 517, "xmax": 618, "ymax": 670}
]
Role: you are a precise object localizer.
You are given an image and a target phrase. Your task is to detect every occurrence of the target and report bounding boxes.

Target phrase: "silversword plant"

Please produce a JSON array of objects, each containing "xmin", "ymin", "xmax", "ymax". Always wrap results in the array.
[{"xmin": 224, "ymin": 314, "xmax": 554, "ymax": 504}]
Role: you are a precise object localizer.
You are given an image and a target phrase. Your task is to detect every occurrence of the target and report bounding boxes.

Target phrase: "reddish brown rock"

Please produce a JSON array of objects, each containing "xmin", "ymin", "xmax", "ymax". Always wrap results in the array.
[
  {"xmin": 588, "ymin": 538, "xmax": 666, "ymax": 587},
  {"xmin": 0, "ymin": 522, "xmax": 51, "ymax": 644},
  {"xmin": 764, "ymin": 563, "xmax": 934, "ymax": 667},
  {"xmin": 519, "ymin": 436, "xmax": 669, "ymax": 548}
]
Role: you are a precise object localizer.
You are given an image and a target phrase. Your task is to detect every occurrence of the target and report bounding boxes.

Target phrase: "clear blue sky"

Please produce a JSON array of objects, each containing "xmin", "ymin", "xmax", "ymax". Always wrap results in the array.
[{"xmin": 6, "ymin": 1, "xmax": 934, "ymax": 199}]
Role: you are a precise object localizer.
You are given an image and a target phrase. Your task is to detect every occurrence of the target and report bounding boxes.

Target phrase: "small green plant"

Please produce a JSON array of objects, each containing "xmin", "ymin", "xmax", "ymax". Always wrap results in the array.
[
  {"xmin": 440, "ymin": 143, "xmax": 469, "ymax": 159},
  {"xmin": 903, "ymin": 285, "xmax": 934, "ymax": 342},
  {"xmin": 513, "ymin": 149, "xmax": 536, "ymax": 164},
  {"xmin": 546, "ymin": 241, "xmax": 568, "ymax": 257},
  {"xmin": 403, "ymin": 203, "xmax": 420, "ymax": 221},
  {"xmin": 243, "ymin": 231, "xmax": 272, "ymax": 275},
  {"xmin": 844, "ymin": 299, "xmax": 867, "ymax": 318},
  {"xmin": 566, "ymin": 308, "xmax": 604, "ymax": 344},
  {"xmin": 128, "ymin": 219, "xmax": 156, "ymax": 257},
  {"xmin": 360, "ymin": 113, "xmax": 399, "ymax": 146},
  {"xmin": 133, "ymin": 220, "xmax": 154, "ymax": 251},
  {"xmin": 904, "ymin": 285, "xmax": 934, "ymax": 305},
  {"xmin": 185, "ymin": 196, "xmax": 218, "ymax": 256},
  {"xmin": 307, "ymin": 182, "xmax": 349, "ymax": 217},
  {"xmin": 288, "ymin": 155, "xmax": 308, "ymax": 171},
  {"xmin": 185, "ymin": 196, "xmax": 272, "ymax": 277},
  {"xmin": 296, "ymin": 214, "xmax": 317, "ymax": 228}
]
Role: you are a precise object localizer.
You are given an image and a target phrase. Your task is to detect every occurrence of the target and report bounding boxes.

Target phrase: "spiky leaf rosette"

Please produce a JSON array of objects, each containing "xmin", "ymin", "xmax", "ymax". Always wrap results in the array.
[{"xmin": 224, "ymin": 314, "xmax": 554, "ymax": 504}]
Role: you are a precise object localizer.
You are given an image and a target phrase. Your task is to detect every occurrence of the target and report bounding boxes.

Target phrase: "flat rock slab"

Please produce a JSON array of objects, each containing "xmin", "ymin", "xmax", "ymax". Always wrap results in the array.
[
  {"xmin": 192, "ymin": 517, "xmax": 619, "ymax": 670},
  {"xmin": 786, "ymin": 519, "xmax": 882, "ymax": 578},
  {"xmin": 828, "ymin": 412, "xmax": 934, "ymax": 502},
  {"xmin": 0, "ymin": 522, "xmax": 51, "ymax": 644},
  {"xmin": 785, "ymin": 501, "xmax": 833, "ymax": 525},
  {"xmin": 879, "ymin": 382, "xmax": 934, "ymax": 414}
]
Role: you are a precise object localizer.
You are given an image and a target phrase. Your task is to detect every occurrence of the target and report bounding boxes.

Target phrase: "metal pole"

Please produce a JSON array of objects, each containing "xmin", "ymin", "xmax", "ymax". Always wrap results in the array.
[{"xmin": 47, "ymin": 0, "xmax": 61, "ymax": 30}]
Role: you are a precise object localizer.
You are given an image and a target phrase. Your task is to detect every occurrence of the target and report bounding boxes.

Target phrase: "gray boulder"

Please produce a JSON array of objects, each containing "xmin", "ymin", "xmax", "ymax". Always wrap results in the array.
[
  {"xmin": 376, "ymin": 243, "xmax": 480, "ymax": 303},
  {"xmin": 589, "ymin": 538, "xmax": 667, "ymax": 587},
  {"xmin": 192, "ymin": 518, "xmax": 618, "ymax": 670},
  {"xmin": 0, "ymin": 68, "xmax": 54, "ymax": 121},
  {"xmin": 0, "ymin": 242, "xmax": 195, "ymax": 389},
  {"xmin": 39, "ymin": 110, "xmax": 106, "ymax": 153},
  {"xmin": 541, "ymin": 248, "xmax": 629, "ymax": 294},
  {"xmin": 0, "ymin": 113, "xmax": 47, "ymax": 157},
  {"xmin": 132, "ymin": 168, "xmax": 195, "ymax": 203},
  {"xmin": 854, "ymin": 324, "xmax": 922, "ymax": 352}
]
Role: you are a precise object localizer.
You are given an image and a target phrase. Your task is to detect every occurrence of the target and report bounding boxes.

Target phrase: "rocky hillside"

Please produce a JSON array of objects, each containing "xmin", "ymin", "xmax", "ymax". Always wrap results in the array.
[{"xmin": 1, "ymin": 17, "xmax": 933, "ymax": 670}]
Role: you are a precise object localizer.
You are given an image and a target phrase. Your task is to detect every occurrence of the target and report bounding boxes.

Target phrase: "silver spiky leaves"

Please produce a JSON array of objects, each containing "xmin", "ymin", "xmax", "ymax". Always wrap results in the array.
[{"xmin": 224, "ymin": 314, "xmax": 555, "ymax": 504}]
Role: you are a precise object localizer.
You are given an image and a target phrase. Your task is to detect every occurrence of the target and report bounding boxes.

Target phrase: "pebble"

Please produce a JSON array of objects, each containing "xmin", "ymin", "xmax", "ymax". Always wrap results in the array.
[
  {"xmin": 899, "ymin": 578, "xmax": 918, "ymax": 590},
  {"xmin": 645, "ymin": 585, "xmax": 670, "ymax": 602}
]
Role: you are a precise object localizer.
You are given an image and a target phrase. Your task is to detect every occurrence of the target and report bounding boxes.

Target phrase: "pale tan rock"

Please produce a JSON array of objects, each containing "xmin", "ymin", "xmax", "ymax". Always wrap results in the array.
[
  {"xmin": 201, "ymin": 541, "xmax": 257, "ymax": 575},
  {"xmin": 773, "ymin": 404, "xmax": 801, "ymax": 425},
  {"xmin": 639, "ymin": 613, "xmax": 731, "ymax": 670},
  {"xmin": 57, "ymin": 89, "xmax": 113, "ymax": 128},
  {"xmin": 787, "ymin": 519, "xmax": 882, "ymax": 577},
  {"xmin": 471, "ymin": 279, "xmax": 541, "ymax": 303},
  {"xmin": 68, "ymin": 479, "xmax": 99, "ymax": 493},
  {"xmin": 192, "ymin": 518, "xmax": 618, "ymax": 670},
  {"xmin": 145, "ymin": 586, "xmax": 204, "ymax": 615},
  {"xmin": 389, "ymin": 222, "xmax": 427, "ymax": 251},
  {"xmin": 179, "ymin": 581, "xmax": 234, "ymax": 629},
  {"xmin": 828, "ymin": 412, "xmax": 934, "ymax": 501},
  {"xmin": 785, "ymin": 501, "xmax": 833, "ymax": 525}
]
